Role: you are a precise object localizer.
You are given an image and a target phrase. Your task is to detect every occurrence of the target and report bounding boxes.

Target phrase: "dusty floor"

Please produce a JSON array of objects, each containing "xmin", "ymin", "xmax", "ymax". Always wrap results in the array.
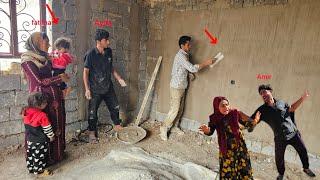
[{"xmin": 0, "ymin": 121, "xmax": 319, "ymax": 180}]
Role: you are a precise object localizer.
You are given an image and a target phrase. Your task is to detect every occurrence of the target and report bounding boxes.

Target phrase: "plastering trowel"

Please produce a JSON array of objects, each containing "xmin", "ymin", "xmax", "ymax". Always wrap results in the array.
[{"xmin": 210, "ymin": 52, "xmax": 224, "ymax": 68}]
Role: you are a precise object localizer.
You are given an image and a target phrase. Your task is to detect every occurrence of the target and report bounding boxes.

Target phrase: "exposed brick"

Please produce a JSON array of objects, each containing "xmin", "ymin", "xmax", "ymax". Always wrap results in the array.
[
  {"xmin": 123, "ymin": 50, "xmax": 130, "ymax": 62},
  {"xmin": 65, "ymin": 99, "xmax": 78, "ymax": 112},
  {"xmin": 118, "ymin": 3, "xmax": 130, "ymax": 17},
  {"xmin": 186, "ymin": 6, "xmax": 193, "ymax": 11},
  {"xmin": 0, "ymin": 74, "xmax": 20, "ymax": 91},
  {"xmin": 20, "ymin": 78, "xmax": 28, "ymax": 91},
  {"xmin": 15, "ymin": 90, "xmax": 28, "ymax": 106},
  {"xmin": 65, "ymin": 88, "xmax": 78, "ymax": 100},
  {"xmin": 108, "ymin": 13, "xmax": 122, "ymax": 27},
  {"xmin": 123, "ymin": 35, "xmax": 130, "ymax": 50},
  {"xmin": 243, "ymin": 0, "xmax": 254, "ymax": 7},
  {"xmin": 9, "ymin": 106, "xmax": 22, "ymax": 121},
  {"xmin": 0, "ymin": 120, "xmax": 23, "ymax": 136},
  {"xmin": 254, "ymin": 0, "xmax": 275, "ymax": 6},
  {"xmin": 0, "ymin": 91, "xmax": 15, "ymax": 108},
  {"xmin": 275, "ymin": 0, "xmax": 287, "ymax": 4},
  {"xmin": 66, "ymin": 20, "xmax": 76, "ymax": 35},
  {"xmin": 0, "ymin": 135, "xmax": 18, "ymax": 149},
  {"xmin": 154, "ymin": 29, "xmax": 162, "ymax": 41},
  {"xmin": 264, "ymin": 0, "xmax": 276, "ymax": 5},
  {"xmin": 104, "ymin": 0, "xmax": 119, "ymax": 14},
  {"xmin": 148, "ymin": 17, "xmax": 163, "ymax": 30},
  {"xmin": 109, "ymin": 38, "xmax": 117, "ymax": 50},
  {"xmin": 139, "ymin": 50, "xmax": 147, "ymax": 69},
  {"xmin": 198, "ymin": 2, "xmax": 209, "ymax": 10},
  {"xmin": 66, "ymin": 121, "xmax": 81, "ymax": 133},
  {"xmin": 68, "ymin": 73, "xmax": 78, "ymax": 87},
  {"xmin": 66, "ymin": 111, "xmax": 80, "ymax": 124},
  {"xmin": 115, "ymin": 49, "xmax": 125, "ymax": 61},
  {"xmin": 115, "ymin": 40, "xmax": 124, "ymax": 52},
  {"xmin": 64, "ymin": 0, "xmax": 76, "ymax": 6},
  {"xmin": 53, "ymin": 1, "xmax": 63, "ymax": 17},
  {"xmin": 16, "ymin": 133, "xmax": 24, "ymax": 144},
  {"xmin": 0, "ymin": 108, "xmax": 10, "ymax": 123},
  {"xmin": 81, "ymin": 121, "xmax": 88, "ymax": 130},
  {"xmin": 53, "ymin": 20, "xmax": 67, "ymax": 34},
  {"xmin": 64, "ymin": 5, "xmax": 77, "ymax": 20},
  {"xmin": 229, "ymin": 0, "xmax": 244, "ymax": 8}
]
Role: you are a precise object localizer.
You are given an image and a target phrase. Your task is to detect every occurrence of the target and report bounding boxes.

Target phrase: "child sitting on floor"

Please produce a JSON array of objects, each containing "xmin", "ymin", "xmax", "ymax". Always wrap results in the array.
[{"xmin": 22, "ymin": 92, "xmax": 55, "ymax": 175}]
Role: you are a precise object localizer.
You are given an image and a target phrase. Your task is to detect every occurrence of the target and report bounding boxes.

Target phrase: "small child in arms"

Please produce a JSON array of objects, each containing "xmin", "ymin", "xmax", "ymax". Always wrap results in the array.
[{"xmin": 51, "ymin": 37, "xmax": 75, "ymax": 98}]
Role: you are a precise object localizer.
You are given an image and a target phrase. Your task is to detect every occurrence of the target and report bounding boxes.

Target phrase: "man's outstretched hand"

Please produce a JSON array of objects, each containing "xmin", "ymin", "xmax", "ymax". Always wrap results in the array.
[
  {"xmin": 118, "ymin": 79, "xmax": 127, "ymax": 87},
  {"xmin": 302, "ymin": 90, "xmax": 309, "ymax": 100}
]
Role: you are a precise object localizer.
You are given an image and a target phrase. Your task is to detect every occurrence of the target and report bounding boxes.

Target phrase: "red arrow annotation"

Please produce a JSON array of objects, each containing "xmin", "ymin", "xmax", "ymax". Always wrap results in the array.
[
  {"xmin": 204, "ymin": 28, "xmax": 218, "ymax": 45},
  {"xmin": 46, "ymin": 4, "xmax": 59, "ymax": 25}
]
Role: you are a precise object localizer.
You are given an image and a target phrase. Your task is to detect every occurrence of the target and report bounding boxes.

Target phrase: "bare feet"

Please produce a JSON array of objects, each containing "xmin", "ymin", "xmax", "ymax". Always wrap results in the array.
[
  {"xmin": 114, "ymin": 125, "xmax": 123, "ymax": 132},
  {"xmin": 37, "ymin": 169, "xmax": 53, "ymax": 176},
  {"xmin": 88, "ymin": 131, "xmax": 98, "ymax": 144}
]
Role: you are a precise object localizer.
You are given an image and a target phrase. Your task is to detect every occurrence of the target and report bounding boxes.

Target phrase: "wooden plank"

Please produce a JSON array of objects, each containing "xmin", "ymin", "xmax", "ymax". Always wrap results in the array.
[{"xmin": 135, "ymin": 56, "xmax": 162, "ymax": 126}]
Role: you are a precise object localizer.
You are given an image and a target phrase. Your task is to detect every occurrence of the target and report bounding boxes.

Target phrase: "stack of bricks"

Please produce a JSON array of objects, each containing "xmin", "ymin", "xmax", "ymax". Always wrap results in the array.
[{"xmin": 0, "ymin": 75, "xmax": 27, "ymax": 149}]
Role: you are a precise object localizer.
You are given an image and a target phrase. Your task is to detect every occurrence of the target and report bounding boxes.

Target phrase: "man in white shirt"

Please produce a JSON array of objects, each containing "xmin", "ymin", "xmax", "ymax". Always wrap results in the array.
[{"xmin": 160, "ymin": 35, "xmax": 223, "ymax": 140}]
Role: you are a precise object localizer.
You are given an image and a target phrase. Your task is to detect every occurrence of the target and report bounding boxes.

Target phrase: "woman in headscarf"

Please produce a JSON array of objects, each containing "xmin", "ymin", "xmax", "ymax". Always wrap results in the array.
[
  {"xmin": 21, "ymin": 32, "xmax": 69, "ymax": 164},
  {"xmin": 199, "ymin": 96, "xmax": 261, "ymax": 180}
]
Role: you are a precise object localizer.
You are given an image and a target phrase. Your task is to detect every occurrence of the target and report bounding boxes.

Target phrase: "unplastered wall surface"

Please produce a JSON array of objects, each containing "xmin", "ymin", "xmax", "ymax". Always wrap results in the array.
[{"xmin": 148, "ymin": 0, "xmax": 320, "ymax": 156}]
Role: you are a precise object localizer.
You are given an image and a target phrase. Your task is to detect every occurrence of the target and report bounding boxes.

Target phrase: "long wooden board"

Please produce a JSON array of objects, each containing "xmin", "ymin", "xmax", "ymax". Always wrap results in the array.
[{"xmin": 135, "ymin": 56, "xmax": 163, "ymax": 126}]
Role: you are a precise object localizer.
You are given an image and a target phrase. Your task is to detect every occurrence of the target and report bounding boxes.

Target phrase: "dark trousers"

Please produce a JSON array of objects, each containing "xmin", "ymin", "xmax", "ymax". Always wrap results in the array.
[
  {"xmin": 52, "ymin": 68, "xmax": 67, "ymax": 90},
  {"xmin": 275, "ymin": 132, "xmax": 309, "ymax": 175},
  {"xmin": 87, "ymin": 86, "xmax": 121, "ymax": 131}
]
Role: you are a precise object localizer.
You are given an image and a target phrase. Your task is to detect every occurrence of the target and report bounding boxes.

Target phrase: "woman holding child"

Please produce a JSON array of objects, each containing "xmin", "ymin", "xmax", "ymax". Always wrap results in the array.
[
  {"xmin": 199, "ymin": 96, "xmax": 261, "ymax": 179},
  {"xmin": 21, "ymin": 32, "xmax": 69, "ymax": 164}
]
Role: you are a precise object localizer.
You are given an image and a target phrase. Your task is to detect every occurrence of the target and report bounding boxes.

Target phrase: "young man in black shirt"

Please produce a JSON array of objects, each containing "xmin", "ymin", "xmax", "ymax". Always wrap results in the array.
[
  {"xmin": 251, "ymin": 84, "xmax": 316, "ymax": 179},
  {"xmin": 83, "ymin": 29, "xmax": 127, "ymax": 143}
]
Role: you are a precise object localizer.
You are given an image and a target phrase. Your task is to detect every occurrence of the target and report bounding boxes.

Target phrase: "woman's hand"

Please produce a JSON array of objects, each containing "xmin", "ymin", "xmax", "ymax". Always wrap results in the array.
[
  {"xmin": 199, "ymin": 124, "xmax": 210, "ymax": 135},
  {"xmin": 59, "ymin": 73, "xmax": 70, "ymax": 83}
]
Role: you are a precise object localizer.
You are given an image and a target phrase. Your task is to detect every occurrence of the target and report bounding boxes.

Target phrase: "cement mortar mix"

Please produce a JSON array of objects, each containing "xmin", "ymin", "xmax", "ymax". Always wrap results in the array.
[{"xmin": 56, "ymin": 147, "xmax": 218, "ymax": 180}]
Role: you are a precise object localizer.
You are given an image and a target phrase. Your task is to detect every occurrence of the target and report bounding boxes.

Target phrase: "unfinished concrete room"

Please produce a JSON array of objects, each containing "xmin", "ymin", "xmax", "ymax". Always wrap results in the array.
[{"xmin": 0, "ymin": 0, "xmax": 319, "ymax": 179}]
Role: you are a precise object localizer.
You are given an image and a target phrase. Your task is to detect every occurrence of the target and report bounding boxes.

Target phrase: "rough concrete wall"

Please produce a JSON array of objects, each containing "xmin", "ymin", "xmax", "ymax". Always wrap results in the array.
[
  {"xmin": 51, "ymin": 0, "xmax": 88, "ymax": 135},
  {"xmin": 145, "ymin": 0, "xmax": 320, "ymax": 162}
]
